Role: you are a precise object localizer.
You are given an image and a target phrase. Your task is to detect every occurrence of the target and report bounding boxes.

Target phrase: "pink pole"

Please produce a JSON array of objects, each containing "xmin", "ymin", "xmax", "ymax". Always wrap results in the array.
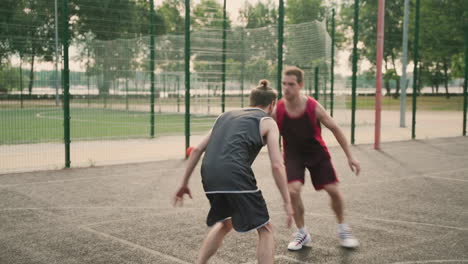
[{"xmin": 375, "ymin": 0, "xmax": 385, "ymax": 150}]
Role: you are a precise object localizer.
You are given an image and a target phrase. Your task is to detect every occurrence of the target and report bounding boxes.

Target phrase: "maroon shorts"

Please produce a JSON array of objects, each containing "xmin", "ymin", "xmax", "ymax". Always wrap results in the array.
[{"xmin": 285, "ymin": 156, "xmax": 338, "ymax": 190}]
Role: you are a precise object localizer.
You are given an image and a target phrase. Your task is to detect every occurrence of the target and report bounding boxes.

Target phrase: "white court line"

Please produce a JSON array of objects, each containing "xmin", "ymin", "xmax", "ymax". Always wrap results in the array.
[
  {"xmin": 360, "ymin": 216, "xmax": 468, "ymax": 232},
  {"xmin": 0, "ymin": 206, "xmax": 182, "ymax": 212},
  {"xmin": 0, "ymin": 167, "xmax": 183, "ymax": 187},
  {"xmin": 80, "ymin": 226, "xmax": 191, "ymax": 264},
  {"xmin": 343, "ymin": 167, "xmax": 468, "ymax": 188},
  {"xmin": 287, "ymin": 212, "xmax": 468, "ymax": 232},
  {"xmin": 392, "ymin": 260, "xmax": 468, "ymax": 264},
  {"xmin": 79, "ymin": 208, "xmax": 201, "ymax": 228},
  {"xmin": 424, "ymin": 176, "xmax": 468, "ymax": 182},
  {"xmin": 242, "ymin": 255, "xmax": 310, "ymax": 264}
]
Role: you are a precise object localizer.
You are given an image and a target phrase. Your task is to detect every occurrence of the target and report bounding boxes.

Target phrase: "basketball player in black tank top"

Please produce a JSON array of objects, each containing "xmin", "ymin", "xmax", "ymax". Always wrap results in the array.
[{"xmin": 174, "ymin": 80, "xmax": 293, "ymax": 264}]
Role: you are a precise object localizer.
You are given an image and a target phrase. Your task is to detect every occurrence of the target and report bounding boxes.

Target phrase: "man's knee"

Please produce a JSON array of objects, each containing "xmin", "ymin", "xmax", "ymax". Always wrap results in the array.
[
  {"xmin": 219, "ymin": 219, "xmax": 233, "ymax": 233},
  {"xmin": 288, "ymin": 182, "xmax": 303, "ymax": 198},
  {"xmin": 323, "ymin": 184, "xmax": 341, "ymax": 199},
  {"xmin": 257, "ymin": 222, "xmax": 273, "ymax": 235}
]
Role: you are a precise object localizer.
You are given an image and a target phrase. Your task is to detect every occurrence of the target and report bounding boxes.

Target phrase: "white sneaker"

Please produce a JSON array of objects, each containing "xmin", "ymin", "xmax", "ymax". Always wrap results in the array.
[
  {"xmin": 287, "ymin": 232, "xmax": 311, "ymax": 251},
  {"xmin": 338, "ymin": 226, "xmax": 359, "ymax": 248}
]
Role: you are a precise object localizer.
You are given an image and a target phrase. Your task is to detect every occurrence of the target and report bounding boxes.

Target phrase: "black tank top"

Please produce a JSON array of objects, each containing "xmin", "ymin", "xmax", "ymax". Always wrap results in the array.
[{"xmin": 201, "ymin": 108, "xmax": 270, "ymax": 192}]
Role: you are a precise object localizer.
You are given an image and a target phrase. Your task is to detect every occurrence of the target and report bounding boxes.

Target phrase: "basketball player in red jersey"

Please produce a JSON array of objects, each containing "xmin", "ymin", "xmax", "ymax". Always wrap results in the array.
[{"xmin": 274, "ymin": 66, "xmax": 361, "ymax": 250}]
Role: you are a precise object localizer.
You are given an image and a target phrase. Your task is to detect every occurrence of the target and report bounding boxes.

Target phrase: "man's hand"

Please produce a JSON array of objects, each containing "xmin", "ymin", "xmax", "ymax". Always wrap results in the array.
[
  {"xmin": 173, "ymin": 185, "xmax": 193, "ymax": 207},
  {"xmin": 284, "ymin": 202, "xmax": 294, "ymax": 228},
  {"xmin": 348, "ymin": 157, "xmax": 361, "ymax": 176}
]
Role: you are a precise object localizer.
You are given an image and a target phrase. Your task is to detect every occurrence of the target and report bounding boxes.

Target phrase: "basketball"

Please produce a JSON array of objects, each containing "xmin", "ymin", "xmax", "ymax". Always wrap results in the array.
[{"xmin": 186, "ymin": 146, "xmax": 194, "ymax": 157}]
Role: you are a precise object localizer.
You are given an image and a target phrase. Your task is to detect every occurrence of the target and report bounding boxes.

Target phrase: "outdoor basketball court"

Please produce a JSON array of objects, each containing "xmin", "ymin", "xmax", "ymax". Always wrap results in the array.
[{"xmin": 0, "ymin": 136, "xmax": 467, "ymax": 264}]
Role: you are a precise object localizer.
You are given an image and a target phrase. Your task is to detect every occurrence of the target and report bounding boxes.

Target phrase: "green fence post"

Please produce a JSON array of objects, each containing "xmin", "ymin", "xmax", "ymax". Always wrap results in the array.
[
  {"xmin": 177, "ymin": 75, "xmax": 180, "ymax": 113},
  {"xmin": 240, "ymin": 29, "xmax": 245, "ymax": 108},
  {"xmin": 277, "ymin": 0, "xmax": 284, "ymax": 98},
  {"xmin": 185, "ymin": 0, "xmax": 191, "ymax": 156},
  {"xmin": 323, "ymin": 67, "xmax": 327, "ymax": 109},
  {"xmin": 150, "ymin": 0, "xmax": 156, "ymax": 138},
  {"xmin": 221, "ymin": 0, "xmax": 227, "ymax": 113},
  {"xmin": 351, "ymin": 0, "xmax": 359, "ymax": 145},
  {"xmin": 411, "ymin": 0, "xmax": 420, "ymax": 140},
  {"xmin": 62, "ymin": 0, "xmax": 71, "ymax": 168},
  {"xmin": 330, "ymin": 8, "xmax": 335, "ymax": 117},
  {"xmin": 20, "ymin": 57, "xmax": 23, "ymax": 108},
  {"xmin": 463, "ymin": 25, "xmax": 468, "ymax": 136},
  {"xmin": 314, "ymin": 66, "xmax": 319, "ymax": 100}
]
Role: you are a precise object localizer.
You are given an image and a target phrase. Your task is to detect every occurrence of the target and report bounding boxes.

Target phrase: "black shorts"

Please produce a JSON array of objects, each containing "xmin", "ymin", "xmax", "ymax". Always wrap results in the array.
[
  {"xmin": 285, "ymin": 156, "xmax": 339, "ymax": 190},
  {"xmin": 205, "ymin": 191, "xmax": 270, "ymax": 233}
]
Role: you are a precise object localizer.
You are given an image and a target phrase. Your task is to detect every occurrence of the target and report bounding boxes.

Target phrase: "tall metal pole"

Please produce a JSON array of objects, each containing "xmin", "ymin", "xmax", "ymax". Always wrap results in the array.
[
  {"xmin": 330, "ymin": 9, "xmax": 335, "ymax": 117},
  {"xmin": 221, "ymin": 0, "xmax": 227, "ymax": 113},
  {"xmin": 62, "ymin": 0, "xmax": 71, "ymax": 168},
  {"xmin": 314, "ymin": 67, "xmax": 319, "ymax": 100},
  {"xmin": 277, "ymin": 0, "xmax": 284, "ymax": 98},
  {"xmin": 54, "ymin": 0, "xmax": 60, "ymax": 106},
  {"xmin": 351, "ymin": 0, "xmax": 360, "ymax": 145},
  {"xmin": 185, "ymin": 0, "xmax": 191, "ymax": 156},
  {"xmin": 240, "ymin": 29, "xmax": 245, "ymax": 108},
  {"xmin": 150, "ymin": 0, "xmax": 156, "ymax": 138},
  {"xmin": 463, "ymin": 25, "xmax": 468, "ymax": 136},
  {"xmin": 399, "ymin": 0, "xmax": 410, "ymax": 127},
  {"xmin": 411, "ymin": 0, "xmax": 421, "ymax": 140},
  {"xmin": 375, "ymin": 0, "xmax": 385, "ymax": 150}
]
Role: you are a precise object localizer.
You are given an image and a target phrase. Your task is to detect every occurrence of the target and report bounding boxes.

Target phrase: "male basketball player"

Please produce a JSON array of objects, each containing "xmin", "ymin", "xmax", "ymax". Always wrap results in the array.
[
  {"xmin": 274, "ymin": 66, "xmax": 360, "ymax": 250},
  {"xmin": 174, "ymin": 80, "xmax": 293, "ymax": 264}
]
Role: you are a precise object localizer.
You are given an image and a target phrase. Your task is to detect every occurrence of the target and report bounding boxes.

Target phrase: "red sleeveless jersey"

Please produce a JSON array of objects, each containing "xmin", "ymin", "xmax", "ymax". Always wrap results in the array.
[{"xmin": 276, "ymin": 96, "xmax": 330, "ymax": 159}]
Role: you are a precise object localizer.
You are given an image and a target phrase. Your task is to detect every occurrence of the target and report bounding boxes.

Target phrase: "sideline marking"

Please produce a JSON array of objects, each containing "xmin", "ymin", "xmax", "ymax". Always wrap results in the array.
[
  {"xmin": 424, "ymin": 176, "xmax": 468, "ymax": 183},
  {"xmin": 81, "ymin": 226, "xmax": 192, "ymax": 264},
  {"xmin": 0, "ymin": 167, "xmax": 183, "ymax": 187},
  {"xmin": 360, "ymin": 216, "xmax": 468, "ymax": 232},
  {"xmin": 0, "ymin": 206, "xmax": 199, "ymax": 212},
  {"xmin": 274, "ymin": 212, "xmax": 468, "ymax": 232},
  {"xmin": 242, "ymin": 255, "xmax": 309, "ymax": 264},
  {"xmin": 392, "ymin": 260, "xmax": 468, "ymax": 264}
]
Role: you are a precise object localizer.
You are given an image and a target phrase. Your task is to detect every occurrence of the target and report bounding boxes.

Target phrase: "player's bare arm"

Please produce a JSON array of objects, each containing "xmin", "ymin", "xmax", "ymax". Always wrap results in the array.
[
  {"xmin": 315, "ymin": 103, "xmax": 361, "ymax": 176},
  {"xmin": 173, "ymin": 130, "xmax": 212, "ymax": 206},
  {"xmin": 261, "ymin": 118, "xmax": 294, "ymax": 227}
]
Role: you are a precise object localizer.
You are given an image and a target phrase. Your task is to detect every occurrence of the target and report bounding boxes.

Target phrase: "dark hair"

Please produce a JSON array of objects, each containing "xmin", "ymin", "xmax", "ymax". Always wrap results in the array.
[
  {"xmin": 283, "ymin": 66, "xmax": 304, "ymax": 84},
  {"xmin": 249, "ymin": 79, "xmax": 277, "ymax": 107}
]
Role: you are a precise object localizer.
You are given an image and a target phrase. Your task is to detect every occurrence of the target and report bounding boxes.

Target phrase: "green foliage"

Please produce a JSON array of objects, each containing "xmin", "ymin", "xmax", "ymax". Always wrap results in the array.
[
  {"xmin": 285, "ymin": 0, "xmax": 325, "ymax": 24},
  {"xmin": 192, "ymin": 0, "xmax": 230, "ymax": 30},
  {"xmin": 158, "ymin": 0, "xmax": 184, "ymax": 34},
  {"xmin": 0, "ymin": 64, "xmax": 27, "ymax": 92},
  {"xmin": 239, "ymin": 0, "xmax": 277, "ymax": 28}
]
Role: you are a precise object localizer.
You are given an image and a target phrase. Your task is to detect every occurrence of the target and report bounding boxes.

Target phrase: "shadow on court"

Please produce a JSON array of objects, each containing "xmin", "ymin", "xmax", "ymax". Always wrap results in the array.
[{"xmin": 1, "ymin": 137, "xmax": 467, "ymax": 264}]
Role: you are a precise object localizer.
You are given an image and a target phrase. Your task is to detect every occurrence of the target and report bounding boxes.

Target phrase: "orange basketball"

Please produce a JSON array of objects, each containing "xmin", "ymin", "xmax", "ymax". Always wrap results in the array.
[{"xmin": 186, "ymin": 146, "xmax": 194, "ymax": 157}]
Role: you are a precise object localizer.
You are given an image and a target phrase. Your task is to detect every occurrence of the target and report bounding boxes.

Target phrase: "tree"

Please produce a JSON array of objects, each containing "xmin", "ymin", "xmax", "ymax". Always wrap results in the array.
[
  {"xmin": 238, "ymin": 0, "xmax": 277, "ymax": 28},
  {"xmin": 72, "ymin": 0, "xmax": 166, "ymax": 95},
  {"xmin": 285, "ymin": 0, "xmax": 325, "ymax": 24},
  {"xmin": 416, "ymin": 0, "xmax": 467, "ymax": 98},
  {"xmin": 3, "ymin": 0, "xmax": 57, "ymax": 94},
  {"xmin": 158, "ymin": 0, "xmax": 184, "ymax": 34},
  {"xmin": 191, "ymin": 0, "xmax": 229, "ymax": 30},
  {"xmin": 340, "ymin": 0, "xmax": 404, "ymax": 97},
  {"xmin": 191, "ymin": 0, "xmax": 232, "ymax": 83}
]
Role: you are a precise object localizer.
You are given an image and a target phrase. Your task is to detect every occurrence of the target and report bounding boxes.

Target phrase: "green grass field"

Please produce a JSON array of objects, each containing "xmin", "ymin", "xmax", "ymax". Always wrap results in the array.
[
  {"xmin": 1, "ymin": 95, "xmax": 464, "ymax": 145},
  {"xmin": 0, "ymin": 107, "xmax": 216, "ymax": 145},
  {"xmin": 344, "ymin": 95, "xmax": 466, "ymax": 111}
]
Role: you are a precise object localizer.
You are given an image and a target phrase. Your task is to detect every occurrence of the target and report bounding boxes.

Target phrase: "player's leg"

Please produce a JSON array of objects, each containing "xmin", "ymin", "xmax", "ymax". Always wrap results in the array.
[
  {"xmin": 316, "ymin": 159, "xmax": 359, "ymax": 248},
  {"xmin": 288, "ymin": 181, "xmax": 306, "ymax": 228},
  {"xmin": 286, "ymin": 159, "xmax": 311, "ymax": 251},
  {"xmin": 322, "ymin": 183, "xmax": 344, "ymax": 223},
  {"xmin": 197, "ymin": 219, "xmax": 233, "ymax": 264},
  {"xmin": 256, "ymin": 222, "xmax": 275, "ymax": 264}
]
